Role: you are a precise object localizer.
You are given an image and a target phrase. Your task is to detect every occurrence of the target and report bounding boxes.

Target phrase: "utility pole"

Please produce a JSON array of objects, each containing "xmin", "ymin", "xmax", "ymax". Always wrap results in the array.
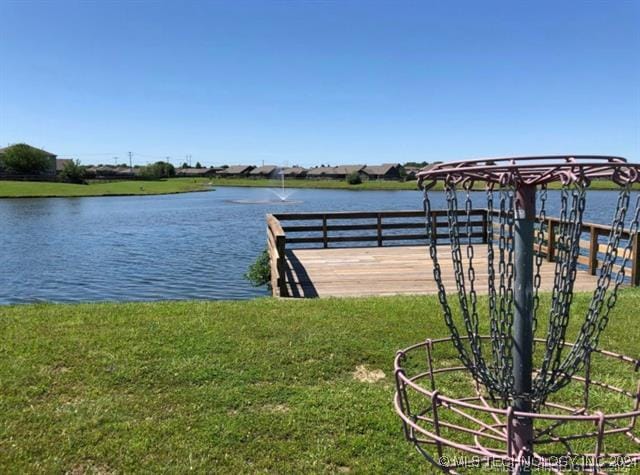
[
  {"xmin": 113, "ymin": 156, "xmax": 118, "ymax": 166},
  {"xmin": 128, "ymin": 152, "xmax": 133, "ymax": 172}
]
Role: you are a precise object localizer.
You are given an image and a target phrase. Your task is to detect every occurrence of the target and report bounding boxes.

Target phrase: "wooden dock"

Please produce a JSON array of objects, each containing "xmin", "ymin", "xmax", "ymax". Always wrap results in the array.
[
  {"xmin": 281, "ymin": 245, "xmax": 601, "ymax": 298},
  {"xmin": 266, "ymin": 210, "xmax": 639, "ymax": 298}
]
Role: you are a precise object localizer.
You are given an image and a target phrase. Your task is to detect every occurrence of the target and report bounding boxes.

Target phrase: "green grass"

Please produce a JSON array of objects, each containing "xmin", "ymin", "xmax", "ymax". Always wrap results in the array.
[
  {"xmin": 0, "ymin": 178, "xmax": 212, "ymax": 198},
  {"xmin": 1, "ymin": 177, "xmax": 634, "ymax": 199},
  {"xmin": 1, "ymin": 292, "xmax": 639, "ymax": 473}
]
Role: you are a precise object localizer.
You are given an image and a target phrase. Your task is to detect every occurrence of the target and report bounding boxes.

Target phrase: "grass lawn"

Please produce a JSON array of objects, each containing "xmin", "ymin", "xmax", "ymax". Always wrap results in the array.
[
  {"xmin": 1, "ymin": 177, "xmax": 634, "ymax": 199},
  {"xmin": 0, "ymin": 178, "xmax": 212, "ymax": 198},
  {"xmin": 1, "ymin": 292, "xmax": 639, "ymax": 473}
]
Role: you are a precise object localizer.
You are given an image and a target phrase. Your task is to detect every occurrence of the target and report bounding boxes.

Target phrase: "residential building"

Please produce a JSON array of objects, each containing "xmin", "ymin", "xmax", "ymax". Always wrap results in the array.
[
  {"xmin": 281, "ymin": 167, "xmax": 307, "ymax": 178},
  {"xmin": 307, "ymin": 165, "xmax": 366, "ymax": 180},
  {"xmin": 175, "ymin": 167, "xmax": 221, "ymax": 177},
  {"xmin": 56, "ymin": 158, "xmax": 74, "ymax": 174},
  {"xmin": 363, "ymin": 163, "xmax": 402, "ymax": 180},
  {"xmin": 219, "ymin": 165, "xmax": 255, "ymax": 177},
  {"xmin": 249, "ymin": 165, "xmax": 279, "ymax": 178}
]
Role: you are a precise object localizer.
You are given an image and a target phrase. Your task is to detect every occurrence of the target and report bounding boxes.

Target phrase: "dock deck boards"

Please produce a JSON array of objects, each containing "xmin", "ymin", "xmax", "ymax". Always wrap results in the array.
[{"xmin": 283, "ymin": 245, "xmax": 600, "ymax": 298}]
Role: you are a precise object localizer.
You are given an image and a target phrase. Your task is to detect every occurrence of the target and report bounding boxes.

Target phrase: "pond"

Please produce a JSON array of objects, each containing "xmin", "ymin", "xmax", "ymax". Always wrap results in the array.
[{"xmin": 0, "ymin": 186, "xmax": 631, "ymax": 304}]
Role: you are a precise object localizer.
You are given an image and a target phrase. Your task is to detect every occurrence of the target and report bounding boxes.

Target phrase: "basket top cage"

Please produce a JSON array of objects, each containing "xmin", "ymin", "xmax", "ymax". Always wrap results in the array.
[{"xmin": 417, "ymin": 155, "xmax": 640, "ymax": 188}]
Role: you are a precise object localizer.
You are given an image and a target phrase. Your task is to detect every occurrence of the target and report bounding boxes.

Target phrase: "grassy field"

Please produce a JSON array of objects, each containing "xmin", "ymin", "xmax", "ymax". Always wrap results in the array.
[
  {"xmin": 1, "ymin": 177, "xmax": 635, "ymax": 199},
  {"xmin": 0, "ymin": 178, "xmax": 212, "ymax": 198},
  {"xmin": 1, "ymin": 292, "xmax": 639, "ymax": 473}
]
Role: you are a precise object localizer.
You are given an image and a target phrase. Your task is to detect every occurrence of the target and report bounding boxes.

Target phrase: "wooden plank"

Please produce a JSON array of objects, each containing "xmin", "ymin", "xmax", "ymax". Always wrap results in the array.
[{"xmin": 281, "ymin": 244, "xmax": 606, "ymax": 298}]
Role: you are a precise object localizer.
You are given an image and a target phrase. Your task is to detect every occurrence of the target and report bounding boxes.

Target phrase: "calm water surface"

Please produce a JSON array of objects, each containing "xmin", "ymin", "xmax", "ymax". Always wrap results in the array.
[{"xmin": 0, "ymin": 186, "xmax": 628, "ymax": 304}]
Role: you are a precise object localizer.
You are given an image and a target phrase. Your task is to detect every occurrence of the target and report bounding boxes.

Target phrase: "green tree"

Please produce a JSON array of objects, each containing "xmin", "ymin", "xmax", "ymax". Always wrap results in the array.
[
  {"xmin": 1, "ymin": 143, "xmax": 52, "ymax": 174},
  {"xmin": 195, "ymin": 162, "xmax": 202, "ymax": 169},
  {"xmin": 346, "ymin": 171, "xmax": 362, "ymax": 185},
  {"xmin": 403, "ymin": 161, "xmax": 429, "ymax": 168},
  {"xmin": 181, "ymin": 162, "xmax": 188, "ymax": 168},
  {"xmin": 139, "ymin": 161, "xmax": 176, "ymax": 179},
  {"xmin": 59, "ymin": 159, "xmax": 86, "ymax": 184}
]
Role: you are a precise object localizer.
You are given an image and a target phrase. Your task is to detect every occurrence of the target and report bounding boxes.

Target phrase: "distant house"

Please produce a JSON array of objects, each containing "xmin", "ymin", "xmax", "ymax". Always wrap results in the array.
[
  {"xmin": 84, "ymin": 165, "xmax": 134, "ymax": 178},
  {"xmin": 402, "ymin": 166, "xmax": 421, "ymax": 180},
  {"xmin": 249, "ymin": 165, "xmax": 278, "ymax": 178},
  {"xmin": 281, "ymin": 167, "xmax": 307, "ymax": 178},
  {"xmin": 56, "ymin": 158, "xmax": 74, "ymax": 174},
  {"xmin": 307, "ymin": 165, "xmax": 366, "ymax": 180},
  {"xmin": 175, "ymin": 167, "xmax": 220, "ymax": 177},
  {"xmin": 0, "ymin": 144, "xmax": 57, "ymax": 177},
  {"xmin": 219, "ymin": 165, "xmax": 255, "ymax": 177},
  {"xmin": 306, "ymin": 166, "xmax": 334, "ymax": 179},
  {"xmin": 363, "ymin": 163, "xmax": 402, "ymax": 180}
]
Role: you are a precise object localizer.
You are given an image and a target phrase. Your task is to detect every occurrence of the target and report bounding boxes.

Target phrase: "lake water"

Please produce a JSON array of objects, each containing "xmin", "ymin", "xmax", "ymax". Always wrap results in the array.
[{"xmin": 0, "ymin": 186, "xmax": 631, "ymax": 304}]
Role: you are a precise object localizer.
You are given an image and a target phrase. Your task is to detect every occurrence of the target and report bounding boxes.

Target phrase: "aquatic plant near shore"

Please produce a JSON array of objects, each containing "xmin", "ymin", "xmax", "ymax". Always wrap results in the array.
[{"xmin": 245, "ymin": 248, "xmax": 271, "ymax": 288}]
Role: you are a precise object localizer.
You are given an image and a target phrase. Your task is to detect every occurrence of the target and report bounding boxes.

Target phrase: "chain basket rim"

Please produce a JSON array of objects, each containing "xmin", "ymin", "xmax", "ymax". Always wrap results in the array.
[
  {"xmin": 394, "ymin": 336, "xmax": 640, "ymax": 473},
  {"xmin": 417, "ymin": 155, "xmax": 640, "ymax": 189}
]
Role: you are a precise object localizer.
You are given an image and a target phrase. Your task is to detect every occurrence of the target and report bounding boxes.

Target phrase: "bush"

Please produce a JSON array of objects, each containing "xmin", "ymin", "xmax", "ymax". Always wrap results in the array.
[
  {"xmin": 139, "ymin": 161, "xmax": 176, "ymax": 179},
  {"xmin": 59, "ymin": 159, "xmax": 86, "ymax": 184},
  {"xmin": 1, "ymin": 143, "xmax": 52, "ymax": 174},
  {"xmin": 245, "ymin": 249, "xmax": 271, "ymax": 288},
  {"xmin": 346, "ymin": 172, "xmax": 362, "ymax": 185}
]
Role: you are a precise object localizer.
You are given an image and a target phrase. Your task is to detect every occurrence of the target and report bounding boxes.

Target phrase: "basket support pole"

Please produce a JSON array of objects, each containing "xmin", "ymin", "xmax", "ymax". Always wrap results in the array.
[{"xmin": 512, "ymin": 184, "xmax": 536, "ymax": 473}]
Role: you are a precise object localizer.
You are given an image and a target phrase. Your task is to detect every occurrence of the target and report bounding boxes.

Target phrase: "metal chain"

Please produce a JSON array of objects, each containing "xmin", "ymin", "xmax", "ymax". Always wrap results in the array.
[
  {"xmin": 546, "ymin": 186, "xmax": 639, "ymax": 395},
  {"xmin": 465, "ymin": 185, "xmax": 481, "ymax": 362},
  {"xmin": 424, "ymin": 176, "xmax": 639, "ymax": 407},
  {"xmin": 446, "ymin": 185, "xmax": 494, "ymax": 389},
  {"xmin": 532, "ymin": 185, "xmax": 548, "ymax": 345},
  {"xmin": 533, "ymin": 184, "xmax": 586, "ymax": 401},
  {"xmin": 487, "ymin": 186, "xmax": 501, "ymax": 386},
  {"xmin": 498, "ymin": 184, "xmax": 516, "ymax": 400},
  {"xmin": 423, "ymin": 186, "xmax": 475, "ymax": 375}
]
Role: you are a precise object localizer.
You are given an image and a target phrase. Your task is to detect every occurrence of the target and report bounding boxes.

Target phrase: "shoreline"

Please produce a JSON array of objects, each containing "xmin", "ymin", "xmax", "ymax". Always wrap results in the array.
[
  {"xmin": 0, "ymin": 177, "xmax": 635, "ymax": 199},
  {"xmin": 0, "ymin": 188, "xmax": 212, "ymax": 199},
  {"xmin": 0, "ymin": 178, "xmax": 214, "ymax": 199}
]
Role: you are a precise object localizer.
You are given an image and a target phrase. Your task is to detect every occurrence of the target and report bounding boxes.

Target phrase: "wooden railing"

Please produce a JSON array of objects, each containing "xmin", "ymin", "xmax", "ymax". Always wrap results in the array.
[
  {"xmin": 273, "ymin": 209, "xmax": 487, "ymax": 247},
  {"xmin": 482, "ymin": 210, "xmax": 640, "ymax": 285},
  {"xmin": 266, "ymin": 209, "xmax": 640, "ymax": 297},
  {"xmin": 538, "ymin": 216, "xmax": 640, "ymax": 285},
  {"xmin": 266, "ymin": 214, "xmax": 288, "ymax": 297}
]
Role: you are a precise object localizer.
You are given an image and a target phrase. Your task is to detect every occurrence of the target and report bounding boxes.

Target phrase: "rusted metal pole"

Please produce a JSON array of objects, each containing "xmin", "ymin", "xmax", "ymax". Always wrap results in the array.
[{"xmin": 512, "ymin": 184, "xmax": 536, "ymax": 474}]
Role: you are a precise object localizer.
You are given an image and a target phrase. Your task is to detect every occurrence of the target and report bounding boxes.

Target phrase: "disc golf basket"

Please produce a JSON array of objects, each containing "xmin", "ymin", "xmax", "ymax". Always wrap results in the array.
[{"xmin": 393, "ymin": 156, "xmax": 640, "ymax": 474}]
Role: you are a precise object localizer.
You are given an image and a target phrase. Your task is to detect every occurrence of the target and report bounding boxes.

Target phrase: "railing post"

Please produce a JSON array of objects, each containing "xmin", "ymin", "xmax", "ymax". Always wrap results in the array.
[
  {"xmin": 267, "ymin": 226, "xmax": 278, "ymax": 296},
  {"xmin": 322, "ymin": 215, "xmax": 328, "ymax": 249},
  {"xmin": 377, "ymin": 213, "xmax": 383, "ymax": 247},
  {"xmin": 276, "ymin": 234, "xmax": 288, "ymax": 297},
  {"xmin": 546, "ymin": 218, "xmax": 555, "ymax": 262},
  {"xmin": 632, "ymin": 231, "xmax": 640, "ymax": 286},
  {"xmin": 589, "ymin": 226, "xmax": 599, "ymax": 275}
]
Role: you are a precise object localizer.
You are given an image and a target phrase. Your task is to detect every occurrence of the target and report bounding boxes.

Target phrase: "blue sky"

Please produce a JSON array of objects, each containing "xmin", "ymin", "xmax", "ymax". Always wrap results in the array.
[{"xmin": 0, "ymin": 1, "xmax": 638, "ymax": 167}]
